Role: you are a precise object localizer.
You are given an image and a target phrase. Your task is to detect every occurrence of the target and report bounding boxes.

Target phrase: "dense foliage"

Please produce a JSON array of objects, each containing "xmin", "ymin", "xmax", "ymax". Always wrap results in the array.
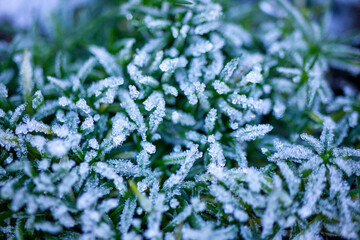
[{"xmin": 0, "ymin": 0, "xmax": 360, "ymax": 239}]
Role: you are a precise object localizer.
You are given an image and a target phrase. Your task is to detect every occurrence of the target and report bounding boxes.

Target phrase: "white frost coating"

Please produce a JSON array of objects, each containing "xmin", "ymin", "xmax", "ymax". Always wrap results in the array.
[
  {"xmin": 159, "ymin": 57, "xmax": 187, "ymax": 72},
  {"xmin": 212, "ymin": 80, "xmax": 231, "ymax": 94},
  {"xmin": 205, "ymin": 108, "xmax": 217, "ymax": 133},
  {"xmin": 232, "ymin": 124, "xmax": 273, "ymax": 141},
  {"xmin": 89, "ymin": 46, "xmax": 122, "ymax": 76},
  {"xmin": 298, "ymin": 166, "xmax": 326, "ymax": 218},
  {"xmin": 163, "ymin": 144, "xmax": 202, "ymax": 189},
  {"xmin": 220, "ymin": 58, "xmax": 239, "ymax": 82},
  {"xmin": 76, "ymin": 98, "xmax": 91, "ymax": 114}
]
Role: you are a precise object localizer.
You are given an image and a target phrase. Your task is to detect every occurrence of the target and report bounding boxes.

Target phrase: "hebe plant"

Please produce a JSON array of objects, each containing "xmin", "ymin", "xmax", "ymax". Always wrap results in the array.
[{"xmin": 0, "ymin": 0, "xmax": 360, "ymax": 239}]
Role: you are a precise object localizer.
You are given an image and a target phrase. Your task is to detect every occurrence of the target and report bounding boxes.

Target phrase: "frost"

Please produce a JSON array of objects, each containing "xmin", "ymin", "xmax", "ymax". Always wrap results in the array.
[
  {"xmin": 76, "ymin": 98, "xmax": 91, "ymax": 114},
  {"xmin": 120, "ymin": 197, "xmax": 137, "ymax": 235},
  {"xmin": 159, "ymin": 57, "xmax": 187, "ymax": 72},
  {"xmin": 232, "ymin": 124, "xmax": 273, "ymax": 141},
  {"xmin": 205, "ymin": 108, "xmax": 217, "ymax": 133},
  {"xmin": 47, "ymin": 139, "xmax": 68, "ymax": 158},
  {"xmin": 163, "ymin": 144, "xmax": 202, "ymax": 189},
  {"xmin": 242, "ymin": 65, "xmax": 263, "ymax": 84},
  {"xmin": 32, "ymin": 90, "xmax": 44, "ymax": 109},
  {"xmin": 89, "ymin": 46, "xmax": 122, "ymax": 76},
  {"xmin": 212, "ymin": 80, "xmax": 231, "ymax": 95},
  {"xmin": 298, "ymin": 166, "xmax": 326, "ymax": 218},
  {"xmin": 208, "ymin": 140, "xmax": 225, "ymax": 167},
  {"xmin": 89, "ymin": 138, "xmax": 99, "ymax": 150},
  {"xmin": 185, "ymin": 38, "xmax": 214, "ymax": 57},
  {"xmin": 220, "ymin": 58, "xmax": 239, "ymax": 82}
]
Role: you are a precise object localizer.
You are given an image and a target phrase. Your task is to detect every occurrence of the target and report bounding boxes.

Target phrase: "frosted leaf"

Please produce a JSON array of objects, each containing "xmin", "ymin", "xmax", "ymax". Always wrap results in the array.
[
  {"xmin": 240, "ymin": 226, "xmax": 254, "ymax": 240},
  {"xmin": 0, "ymin": 129, "xmax": 18, "ymax": 150},
  {"xmin": 220, "ymin": 23, "xmax": 251, "ymax": 47},
  {"xmin": 205, "ymin": 51, "xmax": 224, "ymax": 82},
  {"xmin": 89, "ymin": 46, "xmax": 122, "ymax": 76},
  {"xmin": 208, "ymin": 141, "xmax": 225, "ymax": 167},
  {"xmin": 34, "ymin": 222, "xmax": 62, "ymax": 234},
  {"xmin": 58, "ymin": 170, "xmax": 78, "ymax": 195},
  {"xmin": 320, "ymin": 117, "xmax": 335, "ymax": 151},
  {"xmin": 47, "ymin": 139, "xmax": 68, "ymax": 158},
  {"xmin": 89, "ymin": 138, "xmax": 99, "ymax": 150},
  {"xmin": 76, "ymin": 98, "xmax": 91, "ymax": 114},
  {"xmin": 163, "ymin": 144, "xmax": 202, "ymax": 189},
  {"xmin": 182, "ymin": 224, "xmax": 238, "ymax": 240},
  {"xmin": 212, "ymin": 80, "xmax": 231, "ymax": 95},
  {"xmin": 163, "ymin": 151, "xmax": 187, "ymax": 165},
  {"xmin": 129, "ymin": 85, "xmax": 139, "ymax": 99},
  {"xmin": 137, "ymin": 181, "xmax": 147, "ymax": 192},
  {"xmin": 77, "ymin": 57, "xmax": 97, "ymax": 81},
  {"xmin": 0, "ymin": 83, "xmax": 7, "ymax": 99},
  {"xmin": 141, "ymin": 141, "xmax": 156, "ymax": 154},
  {"xmin": 144, "ymin": 15, "xmax": 170, "ymax": 29},
  {"xmin": 273, "ymin": 99, "xmax": 286, "ymax": 119},
  {"xmin": 143, "ymin": 92, "xmax": 166, "ymax": 132},
  {"xmin": 10, "ymin": 104, "xmax": 26, "ymax": 125},
  {"xmin": 127, "ymin": 63, "xmax": 159, "ymax": 87},
  {"xmin": 220, "ymin": 58, "xmax": 239, "ymax": 82},
  {"xmin": 192, "ymin": 2, "xmax": 222, "ymax": 24},
  {"xmin": 159, "ymin": 57, "xmax": 187, "ymax": 73},
  {"xmin": 300, "ymin": 133, "xmax": 324, "ymax": 154},
  {"xmin": 34, "ymin": 173, "xmax": 55, "ymax": 193},
  {"xmin": 171, "ymin": 26, "xmax": 179, "ymax": 38},
  {"xmin": 194, "ymin": 21, "xmax": 220, "ymax": 35},
  {"xmin": 98, "ymin": 199, "xmax": 118, "ymax": 214},
  {"xmin": 81, "ymin": 116, "xmax": 94, "ymax": 131},
  {"xmin": 293, "ymin": 220, "xmax": 322, "ymax": 240},
  {"xmin": 59, "ymin": 96, "xmax": 71, "ymax": 107},
  {"xmin": 170, "ymin": 198, "xmax": 179, "ymax": 208},
  {"xmin": 32, "ymin": 90, "xmax": 44, "ymax": 109},
  {"xmin": 298, "ymin": 166, "xmax": 326, "ymax": 218},
  {"xmin": 162, "ymin": 84, "xmax": 178, "ymax": 97},
  {"xmin": 77, "ymin": 191, "xmax": 99, "ymax": 210},
  {"xmin": 205, "ymin": 108, "xmax": 217, "ymax": 133},
  {"xmin": 21, "ymin": 49, "xmax": 33, "ymax": 101},
  {"xmin": 52, "ymin": 205, "xmax": 75, "ymax": 228},
  {"xmin": 276, "ymin": 161, "xmax": 300, "ymax": 196},
  {"xmin": 270, "ymin": 141, "xmax": 314, "ymax": 162},
  {"xmin": 148, "ymin": 50, "xmax": 164, "ymax": 71},
  {"xmin": 87, "ymin": 76, "xmax": 124, "ymax": 97},
  {"xmin": 277, "ymin": 67, "xmax": 302, "ymax": 76},
  {"xmin": 10, "ymin": 187, "xmax": 26, "ymax": 212},
  {"xmin": 170, "ymin": 110, "xmax": 196, "ymax": 126},
  {"xmin": 348, "ymin": 112, "xmax": 358, "ymax": 128},
  {"xmin": 218, "ymin": 102, "xmax": 243, "ymax": 125},
  {"xmin": 242, "ymin": 65, "xmax": 263, "ymax": 84},
  {"xmin": 185, "ymin": 38, "xmax": 214, "ymax": 57},
  {"xmin": 119, "ymin": 90, "xmax": 147, "ymax": 139},
  {"xmin": 169, "ymin": 206, "xmax": 192, "ymax": 227},
  {"xmin": 120, "ymin": 197, "xmax": 137, "ymax": 234},
  {"xmin": 333, "ymin": 147, "xmax": 360, "ymax": 158},
  {"xmin": 209, "ymin": 184, "xmax": 242, "ymax": 214},
  {"xmin": 228, "ymin": 93, "xmax": 265, "ymax": 112},
  {"xmin": 136, "ymin": 150, "xmax": 150, "ymax": 167},
  {"xmin": 232, "ymin": 124, "xmax": 273, "ymax": 141},
  {"xmin": 15, "ymin": 117, "xmax": 51, "ymax": 135},
  {"xmin": 47, "ymin": 76, "xmax": 70, "ymax": 90}
]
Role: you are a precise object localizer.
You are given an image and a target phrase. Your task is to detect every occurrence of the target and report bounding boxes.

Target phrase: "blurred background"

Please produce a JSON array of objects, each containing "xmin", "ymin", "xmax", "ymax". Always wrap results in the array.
[{"xmin": 0, "ymin": 0, "xmax": 359, "ymax": 88}]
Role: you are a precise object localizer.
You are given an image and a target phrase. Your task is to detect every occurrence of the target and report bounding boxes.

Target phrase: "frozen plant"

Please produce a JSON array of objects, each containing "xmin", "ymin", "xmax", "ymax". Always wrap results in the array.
[{"xmin": 0, "ymin": 0, "xmax": 360, "ymax": 239}]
